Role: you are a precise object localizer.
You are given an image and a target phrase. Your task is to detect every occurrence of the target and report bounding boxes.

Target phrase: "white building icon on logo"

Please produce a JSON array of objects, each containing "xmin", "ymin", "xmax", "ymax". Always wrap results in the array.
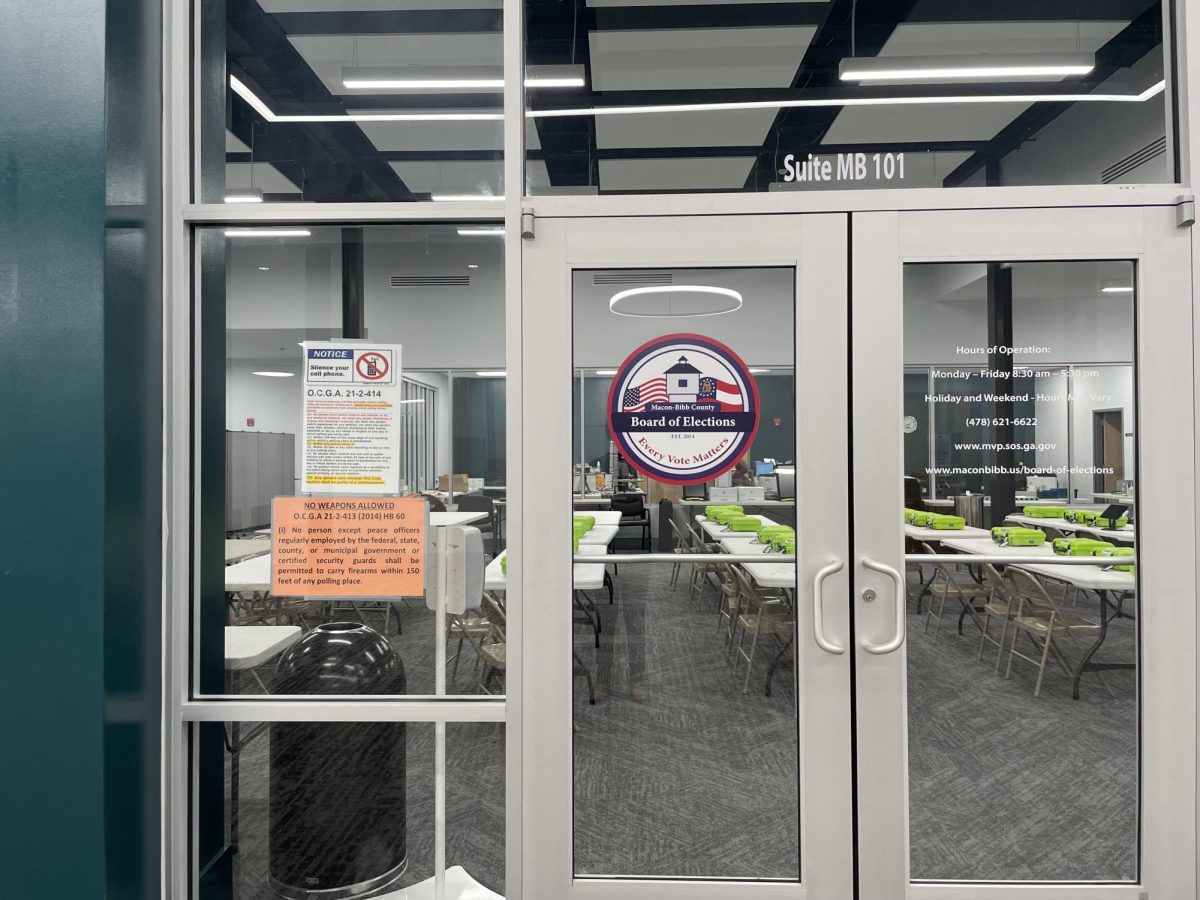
[{"xmin": 665, "ymin": 355, "xmax": 702, "ymax": 403}]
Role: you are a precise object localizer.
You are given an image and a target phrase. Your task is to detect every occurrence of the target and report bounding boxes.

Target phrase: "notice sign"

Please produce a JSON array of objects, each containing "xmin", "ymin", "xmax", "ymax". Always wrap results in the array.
[
  {"xmin": 607, "ymin": 333, "xmax": 759, "ymax": 485},
  {"xmin": 272, "ymin": 496, "xmax": 426, "ymax": 596},
  {"xmin": 302, "ymin": 341, "xmax": 403, "ymax": 494}
]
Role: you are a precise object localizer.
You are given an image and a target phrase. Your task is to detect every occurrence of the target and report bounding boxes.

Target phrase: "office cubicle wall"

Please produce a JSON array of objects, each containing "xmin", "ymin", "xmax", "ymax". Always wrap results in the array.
[{"xmin": 224, "ymin": 430, "xmax": 295, "ymax": 532}]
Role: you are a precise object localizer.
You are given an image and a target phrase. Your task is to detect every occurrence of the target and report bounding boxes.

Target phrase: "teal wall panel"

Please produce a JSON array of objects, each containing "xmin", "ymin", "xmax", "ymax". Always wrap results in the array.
[
  {"xmin": 0, "ymin": 0, "xmax": 163, "ymax": 896},
  {"xmin": 0, "ymin": 1, "xmax": 110, "ymax": 896}
]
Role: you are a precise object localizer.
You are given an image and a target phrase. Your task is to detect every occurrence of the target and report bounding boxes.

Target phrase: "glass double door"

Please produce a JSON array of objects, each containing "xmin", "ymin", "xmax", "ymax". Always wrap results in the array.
[{"xmin": 518, "ymin": 206, "xmax": 1197, "ymax": 900}]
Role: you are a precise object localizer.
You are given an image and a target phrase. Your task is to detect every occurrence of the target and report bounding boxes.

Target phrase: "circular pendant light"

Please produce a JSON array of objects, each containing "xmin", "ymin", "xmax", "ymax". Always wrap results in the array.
[{"xmin": 608, "ymin": 285, "xmax": 743, "ymax": 318}]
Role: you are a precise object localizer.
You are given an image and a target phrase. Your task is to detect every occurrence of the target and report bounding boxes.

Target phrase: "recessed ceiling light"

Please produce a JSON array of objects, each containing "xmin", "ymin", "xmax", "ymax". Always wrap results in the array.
[
  {"xmin": 433, "ymin": 192, "xmax": 505, "ymax": 202},
  {"xmin": 257, "ymin": 266, "xmax": 270, "ymax": 271},
  {"xmin": 253, "ymin": 371, "xmax": 294, "ymax": 378},
  {"xmin": 457, "ymin": 226, "xmax": 505, "ymax": 236},
  {"xmin": 224, "ymin": 228, "xmax": 311, "ymax": 238},
  {"xmin": 839, "ymin": 53, "xmax": 1094, "ymax": 84},
  {"xmin": 468, "ymin": 264, "xmax": 479, "ymax": 269},
  {"xmin": 475, "ymin": 370, "xmax": 506, "ymax": 377},
  {"xmin": 1102, "ymin": 286, "xmax": 1134, "ymax": 293},
  {"xmin": 224, "ymin": 188, "xmax": 264, "ymax": 203},
  {"xmin": 339, "ymin": 64, "xmax": 585, "ymax": 91},
  {"xmin": 609, "ymin": 285, "xmax": 743, "ymax": 318}
]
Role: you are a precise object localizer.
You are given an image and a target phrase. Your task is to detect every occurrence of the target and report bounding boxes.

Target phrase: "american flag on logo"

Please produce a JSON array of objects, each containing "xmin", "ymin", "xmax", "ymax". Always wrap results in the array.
[
  {"xmin": 696, "ymin": 375, "xmax": 744, "ymax": 411},
  {"xmin": 622, "ymin": 376, "xmax": 668, "ymax": 412}
]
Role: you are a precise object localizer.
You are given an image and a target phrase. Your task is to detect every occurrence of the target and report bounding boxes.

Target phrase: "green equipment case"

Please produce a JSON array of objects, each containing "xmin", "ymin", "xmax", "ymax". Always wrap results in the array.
[
  {"xmin": 928, "ymin": 514, "xmax": 966, "ymax": 530},
  {"xmin": 755, "ymin": 525, "xmax": 794, "ymax": 544},
  {"xmin": 1023, "ymin": 505, "xmax": 1068, "ymax": 518},
  {"xmin": 770, "ymin": 532, "xmax": 796, "ymax": 551},
  {"xmin": 1093, "ymin": 546, "xmax": 1135, "ymax": 572},
  {"xmin": 1095, "ymin": 514, "xmax": 1130, "ymax": 529},
  {"xmin": 909, "ymin": 511, "xmax": 938, "ymax": 527},
  {"xmin": 991, "ymin": 527, "xmax": 1046, "ymax": 546},
  {"xmin": 712, "ymin": 507, "xmax": 747, "ymax": 525},
  {"xmin": 1052, "ymin": 537, "xmax": 1114, "ymax": 556},
  {"xmin": 572, "ymin": 515, "xmax": 596, "ymax": 532},
  {"xmin": 705, "ymin": 504, "xmax": 743, "ymax": 519},
  {"xmin": 1064, "ymin": 509, "xmax": 1098, "ymax": 525},
  {"xmin": 903, "ymin": 508, "xmax": 922, "ymax": 524},
  {"xmin": 727, "ymin": 516, "xmax": 761, "ymax": 532}
]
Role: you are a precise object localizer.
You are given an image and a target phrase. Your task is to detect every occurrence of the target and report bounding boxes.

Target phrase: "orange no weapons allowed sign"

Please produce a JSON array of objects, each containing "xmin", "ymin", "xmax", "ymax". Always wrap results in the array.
[{"xmin": 272, "ymin": 496, "xmax": 426, "ymax": 596}]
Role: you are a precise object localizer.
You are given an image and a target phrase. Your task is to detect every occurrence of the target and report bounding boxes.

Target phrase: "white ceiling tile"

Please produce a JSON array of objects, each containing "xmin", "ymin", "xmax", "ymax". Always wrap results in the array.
[
  {"xmin": 878, "ymin": 20, "xmax": 1127, "ymax": 61},
  {"xmin": 594, "ymin": 107, "xmax": 780, "ymax": 150},
  {"xmin": 589, "ymin": 26, "xmax": 817, "ymax": 92},
  {"xmin": 599, "ymin": 157, "xmax": 756, "ymax": 191},
  {"xmin": 288, "ymin": 33, "xmax": 502, "ymax": 97},
  {"xmin": 226, "ymin": 130, "xmax": 251, "ymax": 153},
  {"xmin": 357, "ymin": 117, "xmax": 503, "ymax": 152},
  {"xmin": 262, "ymin": 0, "xmax": 500, "ymax": 12},
  {"xmin": 588, "ymin": 0, "xmax": 825, "ymax": 6},
  {"xmin": 225, "ymin": 162, "xmax": 302, "ymax": 194},
  {"xmin": 822, "ymin": 102, "xmax": 1030, "ymax": 144},
  {"xmin": 388, "ymin": 160, "xmax": 503, "ymax": 195}
]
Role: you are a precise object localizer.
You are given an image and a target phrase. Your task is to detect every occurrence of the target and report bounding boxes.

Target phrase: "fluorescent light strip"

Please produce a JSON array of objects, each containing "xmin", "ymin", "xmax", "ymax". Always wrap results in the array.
[
  {"xmin": 839, "ymin": 53, "xmax": 1095, "ymax": 83},
  {"xmin": 231, "ymin": 74, "xmax": 1165, "ymax": 125},
  {"xmin": 475, "ymin": 370, "xmax": 506, "ymax": 377},
  {"xmin": 224, "ymin": 228, "xmax": 312, "ymax": 238},
  {"xmin": 594, "ymin": 370, "xmax": 617, "ymax": 376},
  {"xmin": 1102, "ymin": 286, "xmax": 1134, "ymax": 293},
  {"xmin": 433, "ymin": 193, "xmax": 505, "ymax": 202},
  {"xmin": 529, "ymin": 81, "xmax": 1167, "ymax": 118},
  {"xmin": 848, "ymin": 64, "xmax": 1094, "ymax": 81},
  {"xmin": 225, "ymin": 189, "xmax": 264, "ymax": 203},
  {"xmin": 344, "ymin": 76, "xmax": 585, "ymax": 89},
  {"xmin": 457, "ymin": 226, "xmax": 505, "ymax": 236},
  {"xmin": 253, "ymin": 371, "xmax": 295, "ymax": 377}
]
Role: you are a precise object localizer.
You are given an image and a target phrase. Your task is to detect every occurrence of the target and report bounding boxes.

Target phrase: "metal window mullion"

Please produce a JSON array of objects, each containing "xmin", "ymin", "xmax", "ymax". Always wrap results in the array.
[
  {"xmin": 182, "ymin": 202, "xmax": 505, "ymax": 223},
  {"xmin": 181, "ymin": 699, "xmax": 506, "ymax": 723}
]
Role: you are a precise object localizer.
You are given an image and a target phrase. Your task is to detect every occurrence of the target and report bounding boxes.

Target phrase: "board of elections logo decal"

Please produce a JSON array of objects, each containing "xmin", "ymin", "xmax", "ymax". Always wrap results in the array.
[{"xmin": 607, "ymin": 333, "xmax": 759, "ymax": 485}]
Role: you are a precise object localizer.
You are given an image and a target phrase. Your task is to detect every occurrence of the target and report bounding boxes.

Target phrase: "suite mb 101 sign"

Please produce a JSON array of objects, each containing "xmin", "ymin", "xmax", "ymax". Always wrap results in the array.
[
  {"xmin": 782, "ymin": 151, "xmax": 906, "ymax": 184},
  {"xmin": 607, "ymin": 333, "xmax": 759, "ymax": 485}
]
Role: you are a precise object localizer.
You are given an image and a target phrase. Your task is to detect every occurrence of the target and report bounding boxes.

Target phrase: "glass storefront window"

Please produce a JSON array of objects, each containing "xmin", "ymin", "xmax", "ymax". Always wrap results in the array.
[
  {"xmin": 903, "ymin": 259, "xmax": 1137, "ymax": 881},
  {"xmin": 525, "ymin": 1, "xmax": 1170, "ymax": 195},
  {"xmin": 201, "ymin": 223, "xmax": 507, "ymax": 698},
  {"xmin": 198, "ymin": 2, "xmax": 504, "ymax": 202},
  {"xmin": 196, "ymin": 721, "xmax": 504, "ymax": 898}
]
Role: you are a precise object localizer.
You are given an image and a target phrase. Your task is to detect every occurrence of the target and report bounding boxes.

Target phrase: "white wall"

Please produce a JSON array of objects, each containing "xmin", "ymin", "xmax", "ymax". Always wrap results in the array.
[{"xmin": 226, "ymin": 360, "xmax": 451, "ymax": 487}]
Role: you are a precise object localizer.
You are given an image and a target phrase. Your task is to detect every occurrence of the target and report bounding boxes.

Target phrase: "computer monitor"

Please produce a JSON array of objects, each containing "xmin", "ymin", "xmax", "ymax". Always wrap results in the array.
[
  {"xmin": 774, "ymin": 465, "xmax": 796, "ymax": 500},
  {"xmin": 754, "ymin": 460, "xmax": 775, "ymax": 477},
  {"xmin": 683, "ymin": 482, "xmax": 706, "ymax": 499}
]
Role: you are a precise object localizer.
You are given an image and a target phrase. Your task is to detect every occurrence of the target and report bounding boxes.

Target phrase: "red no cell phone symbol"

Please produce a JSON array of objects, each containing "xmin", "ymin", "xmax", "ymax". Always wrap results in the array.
[{"xmin": 356, "ymin": 352, "xmax": 390, "ymax": 380}]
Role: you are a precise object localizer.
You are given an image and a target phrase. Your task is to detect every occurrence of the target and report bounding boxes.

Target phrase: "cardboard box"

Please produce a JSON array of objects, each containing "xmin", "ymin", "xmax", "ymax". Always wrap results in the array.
[
  {"xmin": 438, "ymin": 473, "xmax": 470, "ymax": 493},
  {"xmin": 737, "ymin": 486, "xmax": 766, "ymax": 503}
]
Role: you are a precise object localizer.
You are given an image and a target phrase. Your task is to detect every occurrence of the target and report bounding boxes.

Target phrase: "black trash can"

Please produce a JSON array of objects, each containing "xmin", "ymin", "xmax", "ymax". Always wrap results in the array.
[{"xmin": 269, "ymin": 622, "xmax": 407, "ymax": 899}]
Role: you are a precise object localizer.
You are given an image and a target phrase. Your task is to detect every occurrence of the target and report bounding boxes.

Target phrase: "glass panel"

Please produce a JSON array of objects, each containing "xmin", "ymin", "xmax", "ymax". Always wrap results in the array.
[
  {"xmin": 197, "ymin": 2, "xmax": 504, "ymax": 203},
  {"xmin": 902, "ymin": 260, "xmax": 1137, "ymax": 881},
  {"xmin": 200, "ymin": 223, "xmax": 506, "ymax": 697},
  {"xmin": 568, "ymin": 268, "xmax": 799, "ymax": 879},
  {"xmin": 195, "ymin": 721, "xmax": 505, "ymax": 898},
  {"xmin": 524, "ymin": 1, "xmax": 1170, "ymax": 195}
]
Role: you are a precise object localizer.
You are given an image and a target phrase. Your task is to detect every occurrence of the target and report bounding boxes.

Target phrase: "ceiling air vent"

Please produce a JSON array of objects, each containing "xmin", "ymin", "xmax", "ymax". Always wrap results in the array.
[
  {"xmin": 592, "ymin": 272, "xmax": 673, "ymax": 286},
  {"xmin": 1101, "ymin": 135, "xmax": 1167, "ymax": 184},
  {"xmin": 389, "ymin": 274, "xmax": 471, "ymax": 288}
]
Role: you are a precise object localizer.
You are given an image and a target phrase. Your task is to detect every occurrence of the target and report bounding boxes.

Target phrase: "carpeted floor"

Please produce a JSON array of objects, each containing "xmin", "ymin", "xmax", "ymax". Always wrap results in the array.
[{"xmin": 221, "ymin": 557, "xmax": 1137, "ymax": 897}]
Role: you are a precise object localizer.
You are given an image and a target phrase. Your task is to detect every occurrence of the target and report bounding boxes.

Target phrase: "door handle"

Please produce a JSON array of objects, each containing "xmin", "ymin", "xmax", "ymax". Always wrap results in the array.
[
  {"xmin": 860, "ymin": 557, "xmax": 906, "ymax": 655},
  {"xmin": 812, "ymin": 559, "xmax": 845, "ymax": 655}
]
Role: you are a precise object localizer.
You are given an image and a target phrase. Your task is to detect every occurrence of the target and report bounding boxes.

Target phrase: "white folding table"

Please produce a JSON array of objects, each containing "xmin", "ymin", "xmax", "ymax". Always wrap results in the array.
[
  {"xmin": 938, "ymin": 536, "xmax": 1135, "ymax": 698},
  {"xmin": 1003, "ymin": 513, "xmax": 1135, "ymax": 545},
  {"xmin": 224, "ymin": 538, "xmax": 271, "ymax": 564}
]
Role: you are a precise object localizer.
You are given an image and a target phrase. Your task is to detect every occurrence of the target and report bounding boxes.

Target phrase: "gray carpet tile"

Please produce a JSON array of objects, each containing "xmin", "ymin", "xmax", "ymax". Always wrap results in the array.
[{"xmin": 216, "ymin": 557, "xmax": 1139, "ymax": 897}]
